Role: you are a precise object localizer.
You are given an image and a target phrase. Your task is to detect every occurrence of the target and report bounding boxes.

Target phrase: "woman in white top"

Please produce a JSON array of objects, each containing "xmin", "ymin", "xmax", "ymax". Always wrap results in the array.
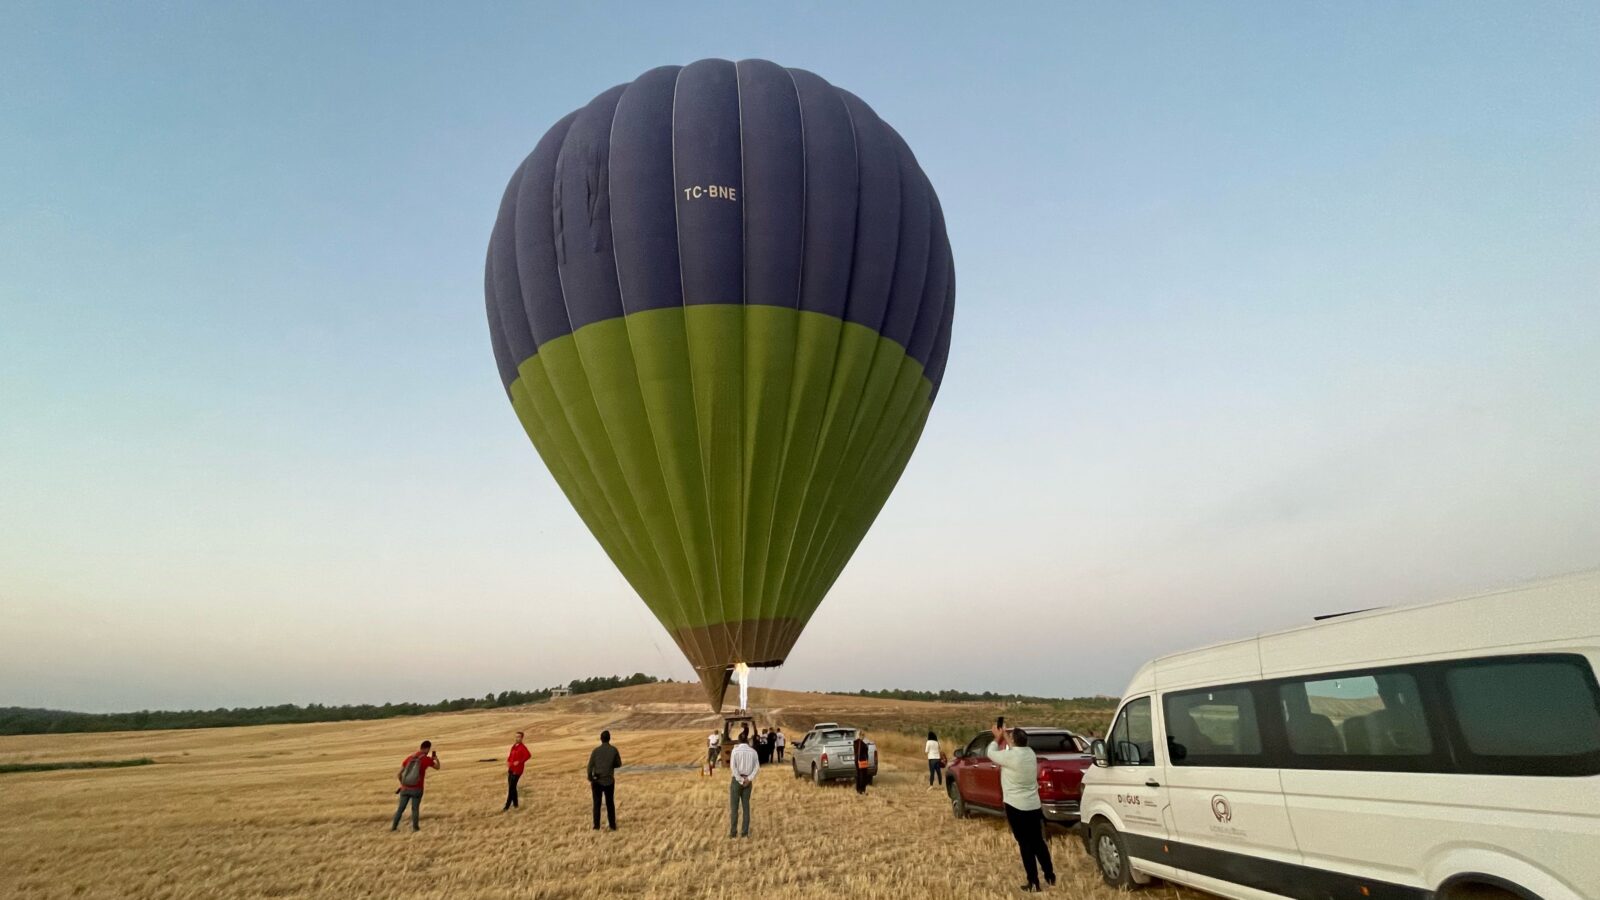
[{"xmin": 924, "ymin": 730, "xmax": 946, "ymax": 788}]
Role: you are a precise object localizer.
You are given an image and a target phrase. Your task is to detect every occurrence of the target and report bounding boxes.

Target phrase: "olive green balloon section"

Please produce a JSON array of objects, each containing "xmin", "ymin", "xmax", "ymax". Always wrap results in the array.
[{"xmin": 507, "ymin": 305, "xmax": 932, "ymax": 709}]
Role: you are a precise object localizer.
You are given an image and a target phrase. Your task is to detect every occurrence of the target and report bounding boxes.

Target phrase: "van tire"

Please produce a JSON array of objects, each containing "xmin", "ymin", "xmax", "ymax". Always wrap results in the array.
[
  {"xmin": 812, "ymin": 763, "xmax": 824, "ymax": 787},
  {"xmin": 1090, "ymin": 821, "xmax": 1140, "ymax": 889},
  {"xmin": 948, "ymin": 780, "xmax": 968, "ymax": 818},
  {"xmin": 1443, "ymin": 886, "xmax": 1521, "ymax": 900}
]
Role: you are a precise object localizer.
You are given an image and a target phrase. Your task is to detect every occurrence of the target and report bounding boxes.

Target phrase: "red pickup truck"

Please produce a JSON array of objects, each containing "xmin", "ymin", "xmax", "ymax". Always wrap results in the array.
[{"xmin": 945, "ymin": 728, "xmax": 1091, "ymax": 824}]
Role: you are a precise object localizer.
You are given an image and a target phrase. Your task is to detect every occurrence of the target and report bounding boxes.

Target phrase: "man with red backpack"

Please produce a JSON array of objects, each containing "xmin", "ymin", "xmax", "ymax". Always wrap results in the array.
[{"xmin": 391, "ymin": 740, "xmax": 440, "ymax": 832}]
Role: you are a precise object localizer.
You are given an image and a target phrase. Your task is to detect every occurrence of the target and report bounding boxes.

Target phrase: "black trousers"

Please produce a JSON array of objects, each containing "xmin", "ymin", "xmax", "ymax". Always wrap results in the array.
[
  {"xmin": 1004, "ymin": 804, "xmax": 1054, "ymax": 887},
  {"xmin": 927, "ymin": 759, "xmax": 944, "ymax": 785},
  {"xmin": 504, "ymin": 771, "xmax": 521, "ymax": 809},
  {"xmin": 590, "ymin": 781, "xmax": 615, "ymax": 829},
  {"xmin": 854, "ymin": 767, "xmax": 870, "ymax": 793}
]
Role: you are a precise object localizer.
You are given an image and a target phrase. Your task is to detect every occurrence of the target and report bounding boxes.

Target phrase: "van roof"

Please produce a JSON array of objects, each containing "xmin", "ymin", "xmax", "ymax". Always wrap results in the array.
[{"xmin": 1123, "ymin": 569, "xmax": 1600, "ymax": 695}]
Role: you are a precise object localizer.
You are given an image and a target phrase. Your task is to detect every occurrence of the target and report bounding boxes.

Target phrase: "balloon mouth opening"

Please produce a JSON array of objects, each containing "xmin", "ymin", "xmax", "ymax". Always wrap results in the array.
[{"xmin": 697, "ymin": 660, "xmax": 782, "ymax": 713}]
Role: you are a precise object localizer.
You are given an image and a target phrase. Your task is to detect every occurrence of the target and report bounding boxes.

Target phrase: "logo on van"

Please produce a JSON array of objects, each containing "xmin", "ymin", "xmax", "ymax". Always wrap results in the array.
[{"xmin": 1210, "ymin": 794, "xmax": 1232, "ymax": 823}]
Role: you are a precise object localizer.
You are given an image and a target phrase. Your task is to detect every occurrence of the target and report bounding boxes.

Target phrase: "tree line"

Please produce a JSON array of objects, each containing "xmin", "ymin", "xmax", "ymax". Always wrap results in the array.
[
  {"xmin": 0, "ymin": 673, "xmax": 663, "ymax": 736},
  {"xmin": 849, "ymin": 687, "xmax": 1116, "ymax": 706}
]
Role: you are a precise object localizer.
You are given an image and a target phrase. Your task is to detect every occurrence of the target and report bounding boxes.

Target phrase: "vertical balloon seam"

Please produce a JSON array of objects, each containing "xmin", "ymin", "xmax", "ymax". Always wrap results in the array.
[
  {"xmin": 494, "ymin": 202, "xmax": 659, "ymax": 608},
  {"xmin": 503, "ymin": 128, "xmax": 677, "ymax": 616},
  {"xmin": 799, "ymin": 387, "xmax": 931, "ymax": 623},
  {"xmin": 665, "ymin": 65, "xmax": 729, "ymax": 688},
  {"xmin": 758, "ymin": 70, "xmax": 853, "ymax": 629},
  {"xmin": 633, "ymin": 82, "xmax": 732, "ymax": 672},
  {"xmin": 588, "ymin": 87, "xmax": 700, "ymax": 656},
  {"xmin": 509, "ymin": 116, "xmax": 685, "ymax": 629},
  {"xmin": 762, "ymin": 85, "xmax": 864, "ymax": 650},
  {"xmin": 804, "ymin": 399, "xmax": 932, "ymax": 618},
  {"xmin": 732, "ymin": 58, "xmax": 750, "ymax": 670},
  {"xmin": 779, "ymin": 99, "xmax": 904, "ymax": 608},
  {"xmin": 795, "ymin": 136, "xmax": 943, "ymax": 603},
  {"xmin": 548, "ymin": 107, "xmax": 710, "ymax": 673},
  {"xmin": 746, "ymin": 63, "xmax": 809, "ymax": 649},
  {"xmin": 771, "ymin": 99, "xmax": 883, "ymax": 624},
  {"xmin": 800, "ymin": 359, "xmax": 931, "ymax": 605}
]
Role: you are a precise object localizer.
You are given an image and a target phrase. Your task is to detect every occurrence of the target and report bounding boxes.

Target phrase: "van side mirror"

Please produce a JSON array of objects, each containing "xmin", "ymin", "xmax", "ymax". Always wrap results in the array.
[
  {"xmin": 953, "ymin": 748, "xmax": 967, "ymax": 760},
  {"xmin": 1090, "ymin": 739, "xmax": 1110, "ymax": 768}
]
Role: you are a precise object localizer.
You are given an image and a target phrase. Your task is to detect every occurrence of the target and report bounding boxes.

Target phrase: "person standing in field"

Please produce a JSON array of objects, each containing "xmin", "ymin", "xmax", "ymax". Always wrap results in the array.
[
  {"xmin": 852, "ymin": 731, "xmax": 872, "ymax": 794},
  {"xmin": 925, "ymin": 730, "xmax": 946, "ymax": 789},
  {"xmin": 987, "ymin": 726, "xmax": 1056, "ymax": 892},
  {"xmin": 391, "ymin": 740, "xmax": 439, "ymax": 832},
  {"xmin": 728, "ymin": 735, "xmax": 758, "ymax": 838},
  {"xmin": 587, "ymin": 730, "xmax": 621, "ymax": 830},
  {"xmin": 773, "ymin": 728, "xmax": 785, "ymax": 762},
  {"xmin": 504, "ymin": 731, "xmax": 530, "ymax": 811},
  {"xmin": 706, "ymin": 730, "xmax": 721, "ymax": 773}
]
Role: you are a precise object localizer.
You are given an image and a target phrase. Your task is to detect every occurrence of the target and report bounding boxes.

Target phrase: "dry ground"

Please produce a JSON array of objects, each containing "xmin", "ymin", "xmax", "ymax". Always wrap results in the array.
[{"xmin": 0, "ymin": 684, "xmax": 1203, "ymax": 900}]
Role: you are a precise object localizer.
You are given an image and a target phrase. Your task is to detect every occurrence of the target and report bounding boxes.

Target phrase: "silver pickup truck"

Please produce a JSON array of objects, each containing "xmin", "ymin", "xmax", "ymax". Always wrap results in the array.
[{"xmin": 789, "ymin": 722, "xmax": 878, "ymax": 786}]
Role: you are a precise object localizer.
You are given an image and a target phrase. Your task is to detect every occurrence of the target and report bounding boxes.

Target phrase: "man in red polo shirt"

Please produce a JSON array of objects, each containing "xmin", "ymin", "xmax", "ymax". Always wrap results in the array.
[
  {"xmin": 504, "ymin": 731, "xmax": 531, "ymax": 811},
  {"xmin": 391, "ymin": 740, "xmax": 439, "ymax": 832}
]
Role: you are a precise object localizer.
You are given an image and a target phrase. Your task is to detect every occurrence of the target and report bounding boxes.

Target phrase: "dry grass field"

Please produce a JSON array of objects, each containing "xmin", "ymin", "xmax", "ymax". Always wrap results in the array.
[{"xmin": 0, "ymin": 684, "xmax": 1205, "ymax": 900}]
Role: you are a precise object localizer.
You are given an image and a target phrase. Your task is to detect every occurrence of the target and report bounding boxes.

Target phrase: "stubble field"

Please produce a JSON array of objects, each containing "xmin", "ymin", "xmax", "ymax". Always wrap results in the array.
[{"xmin": 0, "ymin": 684, "xmax": 1203, "ymax": 899}]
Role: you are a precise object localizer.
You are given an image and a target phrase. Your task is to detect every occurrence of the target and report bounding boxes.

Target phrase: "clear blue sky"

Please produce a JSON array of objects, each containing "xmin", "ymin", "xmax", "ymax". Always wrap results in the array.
[{"xmin": 3, "ymin": 2, "xmax": 1596, "ymax": 712}]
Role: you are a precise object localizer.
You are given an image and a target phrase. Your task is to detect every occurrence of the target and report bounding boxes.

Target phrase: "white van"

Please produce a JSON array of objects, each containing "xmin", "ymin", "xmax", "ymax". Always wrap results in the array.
[{"xmin": 1079, "ymin": 571, "xmax": 1600, "ymax": 900}]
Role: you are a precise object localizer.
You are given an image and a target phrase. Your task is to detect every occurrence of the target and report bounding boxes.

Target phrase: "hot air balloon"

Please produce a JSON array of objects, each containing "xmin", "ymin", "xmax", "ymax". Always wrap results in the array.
[{"xmin": 485, "ymin": 59, "xmax": 953, "ymax": 711}]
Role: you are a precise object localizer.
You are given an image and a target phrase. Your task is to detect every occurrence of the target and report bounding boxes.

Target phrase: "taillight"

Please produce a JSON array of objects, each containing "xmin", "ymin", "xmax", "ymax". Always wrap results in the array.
[{"xmin": 821, "ymin": 752, "xmax": 829, "ymax": 765}]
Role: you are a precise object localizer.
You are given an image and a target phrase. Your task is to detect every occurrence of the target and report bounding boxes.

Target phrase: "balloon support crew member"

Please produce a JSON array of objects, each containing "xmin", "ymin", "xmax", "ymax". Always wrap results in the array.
[
  {"xmin": 728, "ymin": 736, "xmax": 758, "ymax": 838},
  {"xmin": 987, "ymin": 727, "xmax": 1055, "ymax": 892},
  {"xmin": 853, "ymin": 733, "xmax": 871, "ymax": 794}
]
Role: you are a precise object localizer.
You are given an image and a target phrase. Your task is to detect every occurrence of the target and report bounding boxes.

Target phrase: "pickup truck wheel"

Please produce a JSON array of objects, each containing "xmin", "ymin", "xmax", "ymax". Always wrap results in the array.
[
  {"xmin": 1090, "ymin": 821, "xmax": 1139, "ymax": 889},
  {"xmin": 812, "ymin": 763, "xmax": 824, "ymax": 786},
  {"xmin": 792, "ymin": 759, "xmax": 802, "ymax": 779},
  {"xmin": 948, "ymin": 780, "xmax": 968, "ymax": 818}
]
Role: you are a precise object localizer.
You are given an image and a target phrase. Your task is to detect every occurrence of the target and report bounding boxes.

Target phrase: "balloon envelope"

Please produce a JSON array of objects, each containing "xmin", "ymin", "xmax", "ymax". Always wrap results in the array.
[{"xmin": 485, "ymin": 59, "xmax": 954, "ymax": 710}]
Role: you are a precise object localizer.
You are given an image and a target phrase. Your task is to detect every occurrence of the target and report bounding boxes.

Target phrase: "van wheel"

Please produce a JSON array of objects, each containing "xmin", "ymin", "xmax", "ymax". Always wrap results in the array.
[
  {"xmin": 948, "ymin": 780, "xmax": 968, "ymax": 818},
  {"xmin": 1090, "ymin": 821, "xmax": 1140, "ymax": 889},
  {"xmin": 812, "ymin": 763, "xmax": 824, "ymax": 787},
  {"xmin": 1443, "ymin": 886, "xmax": 1520, "ymax": 900}
]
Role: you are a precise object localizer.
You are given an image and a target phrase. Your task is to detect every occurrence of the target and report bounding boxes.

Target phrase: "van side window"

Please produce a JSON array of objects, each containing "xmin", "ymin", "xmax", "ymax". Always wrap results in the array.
[
  {"xmin": 1163, "ymin": 687, "xmax": 1263, "ymax": 765},
  {"xmin": 1446, "ymin": 656, "xmax": 1600, "ymax": 772},
  {"xmin": 1109, "ymin": 696, "xmax": 1155, "ymax": 766},
  {"xmin": 1280, "ymin": 672, "xmax": 1431, "ymax": 757}
]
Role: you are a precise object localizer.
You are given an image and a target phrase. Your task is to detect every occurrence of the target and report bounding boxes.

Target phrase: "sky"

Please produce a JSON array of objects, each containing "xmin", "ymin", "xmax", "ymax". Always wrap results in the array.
[{"xmin": 2, "ymin": 2, "xmax": 1596, "ymax": 713}]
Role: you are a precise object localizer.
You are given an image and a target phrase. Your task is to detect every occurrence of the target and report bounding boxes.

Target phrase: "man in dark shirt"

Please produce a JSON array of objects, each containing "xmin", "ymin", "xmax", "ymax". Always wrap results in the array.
[
  {"xmin": 853, "ymin": 732, "xmax": 871, "ymax": 794},
  {"xmin": 586, "ymin": 730, "xmax": 622, "ymax": 830}
]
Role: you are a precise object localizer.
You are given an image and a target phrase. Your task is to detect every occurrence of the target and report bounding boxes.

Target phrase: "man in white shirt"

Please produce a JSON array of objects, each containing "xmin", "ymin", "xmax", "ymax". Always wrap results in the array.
[
  {"xmin": 986, "ymin": 726, "xmax": 1056, "ymax": 892},
  {"xmin": 773, "ymin": 729, "xmax": 785, "ymax": 762},
  {"xmin": 707, "ymin": 731, "xmax": 721, "ymax": 772},
  {"xmin": 728, "ymin": 736, "xmax": 759, "ymax": 838}
]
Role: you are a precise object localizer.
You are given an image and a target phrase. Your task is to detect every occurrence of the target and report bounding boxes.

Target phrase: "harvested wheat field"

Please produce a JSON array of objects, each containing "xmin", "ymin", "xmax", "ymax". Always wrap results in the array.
[{"xmin": 0, "ymin": 684, "xmax": 1203, "ymax": 900}]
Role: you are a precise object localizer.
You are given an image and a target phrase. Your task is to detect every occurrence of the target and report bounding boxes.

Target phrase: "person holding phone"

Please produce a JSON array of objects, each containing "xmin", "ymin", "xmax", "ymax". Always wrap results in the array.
[
  {"xmin": 987, "ymin": 725, "xmax": 1055, "ymax": 892},
  {"xmin": 391, "ymin": 740, "xmax": 440, "ymax": 832}
]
